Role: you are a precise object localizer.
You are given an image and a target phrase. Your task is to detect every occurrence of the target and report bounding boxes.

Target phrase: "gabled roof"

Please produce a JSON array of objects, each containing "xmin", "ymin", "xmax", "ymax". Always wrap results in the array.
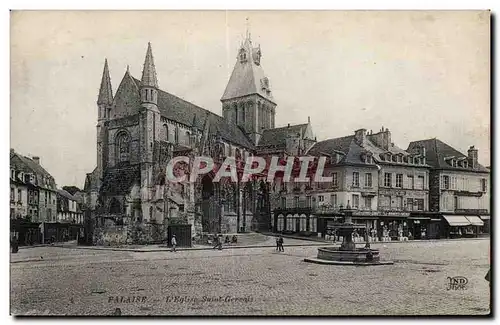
[
  {"xmin": 408, "ymin": 138, "xmax": 489, "ymax": 173},
  {"xmin": 130, "ymin": 77, "xmax": 254, "ymax": 149},
  {"xmin": 258, "ymin": 123, "xmax": 308, "ymax": 149},
  {"xmin": 307, "ymin": 133, "xmax": 423, "ymax": 167},
  {"xmin": 10, "ymin": 150, "xmax": 56, "ymax": 188},
  {"xmin": 307, "ymin": 135, "xmax": 354, "ymax": 157},
  {"xmin": 221, "ymin": 37, "xmax": 275, "ymax": 103},
  {"xmin": 56, "ymin": 189, "xmax": 76, "ymax": 201}
]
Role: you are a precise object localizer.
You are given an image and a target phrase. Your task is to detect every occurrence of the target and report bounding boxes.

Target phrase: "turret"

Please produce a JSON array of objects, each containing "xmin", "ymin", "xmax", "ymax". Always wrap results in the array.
[
  {"xmin": 96, "ymin": 58, "xmax": 113, "ymax": 188},
  {"xmin": 139, "ymin": 42, "xmax": 160, "ymax": 167},
  {"xmin": 140, "ymin": 42, "xmax": 159, "ymax": 109},
  {"xmin": 97, "ymin": 58, "xmax": 113, "ymax": 121},
  {"xmin": 220, "ymin": 27, "xmax": 277, "ymax": 146}
]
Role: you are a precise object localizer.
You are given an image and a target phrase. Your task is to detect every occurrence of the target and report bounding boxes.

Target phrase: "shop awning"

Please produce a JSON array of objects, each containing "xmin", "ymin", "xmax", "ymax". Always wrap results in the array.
[
  {"xmin": 443, "ymin": 215, "xmax": 471, "ymax": 226},
  {"xmin": 465, "ymin": 216, "xmax": 484, "ymax": 226},
  {"xmin": 480, "ymin": 215, "xmax": 490, "ymax": 220}
]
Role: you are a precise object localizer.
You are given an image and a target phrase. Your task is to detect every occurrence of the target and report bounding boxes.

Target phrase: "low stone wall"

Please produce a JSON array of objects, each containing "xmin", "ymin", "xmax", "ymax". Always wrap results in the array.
[{"xmin": 93, "ymin": 223, "xmax": 166, "ymax": 246}]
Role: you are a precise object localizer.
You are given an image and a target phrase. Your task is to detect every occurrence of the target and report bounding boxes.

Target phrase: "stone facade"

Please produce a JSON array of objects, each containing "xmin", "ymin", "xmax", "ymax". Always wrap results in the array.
[
  {"xmin": 407, "ymin": 139, "xmax": 490, "ymax": 216},
  {"xmin": 10, "ymin": 150, "xmax": 58, "ymax": 223},
  {"xmin": 86, "ymin": 33, "xmax": 295, "ymax": 244}
]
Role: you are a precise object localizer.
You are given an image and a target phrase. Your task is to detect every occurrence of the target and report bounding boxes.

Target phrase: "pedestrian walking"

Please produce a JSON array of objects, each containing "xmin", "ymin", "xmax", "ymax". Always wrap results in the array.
[
  {"xmin": 278, "ymin": 235, "xmax": 284, "ymax": 252},
  {"xmin": 276, "ymin": 236, "xmax": 279, "ymax": 251},
  {"xmin": 171, "ymin": 235, "xmax": 177, "ymax": 252},
  {"xmin": 213, "ymin": 234, "xmax": 219, "ymax": 250}
]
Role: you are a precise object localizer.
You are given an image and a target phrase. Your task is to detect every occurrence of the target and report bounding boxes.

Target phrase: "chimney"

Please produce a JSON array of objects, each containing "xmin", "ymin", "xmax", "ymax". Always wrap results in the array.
[
  {"xmin": 468, "ymin": 146, "xmax": 478, "ymax": 168},
  {"xmin": 287, "ymin": 123, "xmax": 290, "ymax": 128},
  {"xmin": 308, "ymin": 116, "xmax": 311, "ymax": 123},
  {"xmin": 354, "ymin": 129, "xmax": 367, "ymax": 146},
  {"xmin": 32, "ymin": 156, "xmax": 40, "ymax": 165}
]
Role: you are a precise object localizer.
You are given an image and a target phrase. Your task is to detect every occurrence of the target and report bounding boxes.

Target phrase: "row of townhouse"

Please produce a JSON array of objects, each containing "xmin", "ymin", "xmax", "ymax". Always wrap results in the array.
[
  {"xmin": 271, "ymin": 127, "xmax": 490, "ymax": 240},
  {"xmin": 10, "ymin": 149, "xmax": 84, "ymax": 245}
]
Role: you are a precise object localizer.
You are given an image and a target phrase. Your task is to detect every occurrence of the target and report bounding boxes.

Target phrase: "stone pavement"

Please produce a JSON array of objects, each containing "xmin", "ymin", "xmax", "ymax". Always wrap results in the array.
[{"xmin": 10, "ymin": 239, "xmax": 490, "ymax": 316}]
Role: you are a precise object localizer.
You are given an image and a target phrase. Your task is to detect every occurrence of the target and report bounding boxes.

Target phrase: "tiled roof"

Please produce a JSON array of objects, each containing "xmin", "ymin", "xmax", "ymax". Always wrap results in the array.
[
  {"xmin": 99, "ymin": 164, "xmax": 141, "ymax": 196},
  {"xmin": 10, "ymin": 150, "xmax": 56, "ymax": 189},
  {"xmin": 221, "ymin": 37, "xmax": 275, "ymax": 103},
  {"xmin": 407, "ymin": 138, "xmax": 489, "ymax": 173},
  {"xmin": 307, "ymin": 135, "xmax": 354, "ymax": 157},
  {"xmin": 307, "ymin": 134, "xmax": 419, "ymax": 167},
  {"xmin": 258, "ymin": 124, "xmax": 308, "ymax": 148},
  {"xmin": 57, "ymin": 189, "xmax": 76, "ymax": 201},
  {"xmin": 131, "ymin": 78, "xmax": 253, "ymax": 149}
]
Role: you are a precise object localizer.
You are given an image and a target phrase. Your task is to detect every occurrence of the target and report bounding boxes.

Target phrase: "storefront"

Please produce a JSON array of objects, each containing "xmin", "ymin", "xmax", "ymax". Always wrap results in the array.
[
  {"xmin": 442, "ymin": 215, "xmax": 484, "ymax": 238},
  {"xmin": 407, "ymin": 213, "xmax": 442, "ymax": 239},
  {"xmin": 480, "ymin": 215, "xmax": 490, "ymax": 234}
]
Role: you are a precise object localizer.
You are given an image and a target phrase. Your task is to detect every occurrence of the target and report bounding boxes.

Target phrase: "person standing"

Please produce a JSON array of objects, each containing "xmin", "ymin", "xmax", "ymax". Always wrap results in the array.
[
  {"xmin": 213, "ymin": 234, "xmax": 219, "ymax": 250},
  {"xmin": 171, "ymin": 235, "xmax": 177, "ymax": 252},
  {"xmin": 276, "ymin": 236, "xmax": 279, "ymax": 251},
  {"xmin": 278, "ymin": 235, "xmax": 284, "ymax": 252}
]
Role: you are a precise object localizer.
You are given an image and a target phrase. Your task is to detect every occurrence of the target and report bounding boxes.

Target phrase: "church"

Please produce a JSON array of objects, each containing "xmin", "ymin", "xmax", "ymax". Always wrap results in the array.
[{"xmin": 83, "ymin": 31, "xmax": 316, "ymax": 244}]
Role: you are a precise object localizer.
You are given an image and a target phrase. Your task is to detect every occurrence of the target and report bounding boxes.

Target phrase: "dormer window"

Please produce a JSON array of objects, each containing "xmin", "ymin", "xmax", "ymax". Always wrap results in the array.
[
  {"xmin": 261, "ymin": 77, "xmax": 270, "ymax": 90},
  {"xmin": 463, "ymin": 161, "xmax": 468, "ymax": 168},
  {"xmin": 239, "ymin": 49, "xmax": 247, "ymax": 63},
  {"xmin": 452, "ymin": 159, "xmax": 457, "ymax": 167}
]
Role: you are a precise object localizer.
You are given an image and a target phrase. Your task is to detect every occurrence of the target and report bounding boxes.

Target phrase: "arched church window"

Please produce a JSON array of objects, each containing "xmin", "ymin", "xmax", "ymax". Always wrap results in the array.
[
  {"xmin": 234, "ymin": 103, "xmax": 239, "ymax": 125},
  {"xmin": 241, "ymin": 103, "xmax": 246, "ymax": 123},
  {"xmin": 186, "ymin": 131, "xmax": 191, "ymax": 145},
  {"xmin": 116, "ymin": 131, "xmax": 130, "ymax": 163},
  {"xmin": 149, "ymin": 206, "xmax": 153, "ymax": 220},
  {"xmin": 163, "ymin": 124, "xmax": 169, "ymax": 142},
  {"xmin": 174, "ymin": 126, "xmax": 179, "ymax": 144}
]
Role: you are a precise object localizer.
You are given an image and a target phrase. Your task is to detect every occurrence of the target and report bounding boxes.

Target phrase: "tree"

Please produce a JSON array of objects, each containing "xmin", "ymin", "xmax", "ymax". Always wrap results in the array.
[{"xmin": 62, "ymin": 186, "xmax": 81, "ymax": 195}]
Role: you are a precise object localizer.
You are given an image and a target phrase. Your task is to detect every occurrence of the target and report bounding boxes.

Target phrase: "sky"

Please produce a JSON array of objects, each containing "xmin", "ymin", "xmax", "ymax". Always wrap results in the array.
[{"xmin": 10, "ymin": 10, "xmax": 490, "ymax": 188}]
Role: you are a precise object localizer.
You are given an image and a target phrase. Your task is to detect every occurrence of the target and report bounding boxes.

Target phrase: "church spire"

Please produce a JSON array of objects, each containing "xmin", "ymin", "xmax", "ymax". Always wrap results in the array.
[
  {"xmin": 97, "ymin": 58, "xmax": 113, "ymax": 105},
  {"xmin": 141, "ymin": 42, "xmax": 158, "ymax": 88}
]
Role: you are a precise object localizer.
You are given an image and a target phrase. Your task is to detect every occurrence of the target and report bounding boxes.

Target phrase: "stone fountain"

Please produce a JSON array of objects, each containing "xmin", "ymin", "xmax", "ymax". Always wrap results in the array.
[{"xmin": 304, "ymin": 202, "xmax": 393, "ymax": 266}]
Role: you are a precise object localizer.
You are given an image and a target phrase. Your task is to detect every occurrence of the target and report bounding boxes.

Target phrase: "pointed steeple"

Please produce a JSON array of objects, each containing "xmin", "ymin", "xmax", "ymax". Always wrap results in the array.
[
  {"xmin": 141, "ymin": 42, "xmax": 158, "ymax": 88},
  {"xmin": 221, "ymin": 32, "xmax": 274, "ymax": 103},
  {"xmin": 97, "ymin": 58, "xmax": 113, "ymax": 105}
]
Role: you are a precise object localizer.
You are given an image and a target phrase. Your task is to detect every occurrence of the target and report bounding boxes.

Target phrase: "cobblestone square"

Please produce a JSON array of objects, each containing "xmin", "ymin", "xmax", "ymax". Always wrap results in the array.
[{"xmin": 10, "ymin": 239, "xmax": 490, "ymax": 316}]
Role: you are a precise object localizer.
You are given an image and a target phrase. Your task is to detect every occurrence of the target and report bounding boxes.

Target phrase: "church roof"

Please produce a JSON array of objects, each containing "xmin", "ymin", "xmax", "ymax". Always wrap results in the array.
[
  {"xmin": 131, "ymin": 78, "xmax": 254, "ymax": 149},
  {"xmin": 258, "ymin": 123, "xmax": 308, "ymax": 149},
  {"xmin": 97, "ymin": 59, "xmax": 113, "ymax": 105},
  {"xmin": 221, "ymin": 37, "xmax": 275, "ymax": 103},
  {"xmin": 140, "ymin": 42, "xmax": 158, "ymax": 88}
]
